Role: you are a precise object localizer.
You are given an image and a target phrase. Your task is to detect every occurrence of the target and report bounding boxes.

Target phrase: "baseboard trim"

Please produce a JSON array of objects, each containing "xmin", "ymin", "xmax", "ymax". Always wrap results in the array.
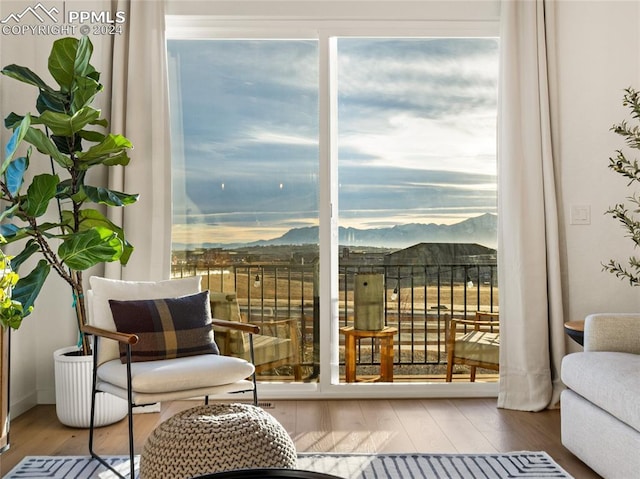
[{"xmin": 11, "ymin": 391, "xmax": 39, "ymax": 418}]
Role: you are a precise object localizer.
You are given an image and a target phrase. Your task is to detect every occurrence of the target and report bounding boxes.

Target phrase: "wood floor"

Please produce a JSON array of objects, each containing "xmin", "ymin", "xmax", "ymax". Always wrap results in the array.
[{"xmin": 0, "ymin": 398, "xmax": 600, "ymax": 478}]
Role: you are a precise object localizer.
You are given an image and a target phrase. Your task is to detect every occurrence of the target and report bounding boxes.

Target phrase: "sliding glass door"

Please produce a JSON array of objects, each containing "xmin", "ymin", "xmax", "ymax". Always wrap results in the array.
[
  {"xmin": 335, "ymin": 37, "xmax": 498, "ymax": 382},
  {"xmin": 167, "ymin": 28, "xmax": 498, "ymax": 391}
]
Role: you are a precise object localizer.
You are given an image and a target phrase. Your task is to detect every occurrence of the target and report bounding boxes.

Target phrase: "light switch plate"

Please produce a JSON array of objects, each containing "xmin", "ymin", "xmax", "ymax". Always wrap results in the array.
[{"xmin": 570, "ymin": 205, "xmax": 591, "ymax": 225}]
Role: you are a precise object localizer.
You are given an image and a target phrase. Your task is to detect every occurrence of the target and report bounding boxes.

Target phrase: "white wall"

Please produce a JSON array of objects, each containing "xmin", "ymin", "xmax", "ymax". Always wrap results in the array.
[
  {"xmin": 552, "ymin": 0, "xmax": 640, "ymax": 354},
  {"xmin": 166, "ymin": 0, "xmax": 500, "ymax": 20},
  {"xmin": 1, "ymin": 0, "xmax": 640, "ymax": 414}
]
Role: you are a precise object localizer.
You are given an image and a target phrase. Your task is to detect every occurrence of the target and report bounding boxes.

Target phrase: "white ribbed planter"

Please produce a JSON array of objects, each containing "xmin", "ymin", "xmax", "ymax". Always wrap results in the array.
[{"xmin": 54, "ymin": 346, "xmax": 128, "ymax": 428}]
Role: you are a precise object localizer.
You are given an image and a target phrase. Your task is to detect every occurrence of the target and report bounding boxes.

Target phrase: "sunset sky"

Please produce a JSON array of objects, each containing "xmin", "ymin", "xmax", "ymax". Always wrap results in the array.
[{"xmin": 167, "ymin": 37, "xmax": 499, "ymax": 247}]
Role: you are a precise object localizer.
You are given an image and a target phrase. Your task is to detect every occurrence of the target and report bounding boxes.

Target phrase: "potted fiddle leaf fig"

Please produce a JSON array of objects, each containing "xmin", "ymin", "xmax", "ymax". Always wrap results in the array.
[{"xmin": 0, "ymin": 35, "xmax": 137, "ymax": 426}]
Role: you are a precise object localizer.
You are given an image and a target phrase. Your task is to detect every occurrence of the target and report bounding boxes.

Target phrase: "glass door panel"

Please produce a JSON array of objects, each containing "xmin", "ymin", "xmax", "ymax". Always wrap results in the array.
[
  {"xmin": 336, "ymin": 38, "xmax": 499, "ymax": 383},
  {"xmin": 167, "ymin": 39, "xmax": 320, "ymax": 382}
]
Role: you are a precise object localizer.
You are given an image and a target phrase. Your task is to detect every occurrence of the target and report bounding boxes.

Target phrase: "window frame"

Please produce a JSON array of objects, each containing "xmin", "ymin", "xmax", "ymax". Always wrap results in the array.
[{"xmin": 166, "ymin": 11, "xmax": 500, "ymax": 400}]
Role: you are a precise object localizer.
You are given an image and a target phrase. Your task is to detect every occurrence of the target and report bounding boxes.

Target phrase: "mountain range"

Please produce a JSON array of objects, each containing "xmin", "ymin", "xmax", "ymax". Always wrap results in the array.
[{"xmin": 177, "ymin": 213, "xmax": 497, "ymax": 250}]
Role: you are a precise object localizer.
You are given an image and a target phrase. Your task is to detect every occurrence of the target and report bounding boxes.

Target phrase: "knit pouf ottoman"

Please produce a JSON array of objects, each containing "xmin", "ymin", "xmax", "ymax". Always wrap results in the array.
[{"xmin": 140, "ymin": 403, "xmax": 297, "ymax": 479}]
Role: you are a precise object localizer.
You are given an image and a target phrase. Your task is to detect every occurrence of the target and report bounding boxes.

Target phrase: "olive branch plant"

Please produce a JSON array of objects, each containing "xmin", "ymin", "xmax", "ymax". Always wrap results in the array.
[{"xmin": 603, "ymin": 87, "xmax": 640, "ymax": 286}]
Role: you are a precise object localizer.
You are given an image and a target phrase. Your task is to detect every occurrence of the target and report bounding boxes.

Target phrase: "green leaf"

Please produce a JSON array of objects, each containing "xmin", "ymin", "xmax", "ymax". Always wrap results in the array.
[
  {"xmin": 2, "ymin": 115, "xmax": 30, "ymax": 174},
  {"xmin": 51, "ymin": 134, "xmax": 81, "ymax": 155},
  {"xmin": 100, "ymin": 150, "xmax": 131, "ymax": 167},
  {"xmin": 24, "ymin": 173, "xmax": 59, "ymax": 217},
  {"xmin": 118, "ymin": 240, "xmax": 134, "ymax": 266},
  {"xmin": 12, "ymin": 260, "xmax": 51, "ymax": 316},
  {"xmin": 48, "ymin": 38, "xmax": 78, "ymax": 92},
  {"xmin": 5, "ymin": 153, "xmax": 29, "ymax": 196},
  {"xmin": 91, "ymin": 118, "xmax": 108, "ymax": 128},
  {"xmin": 38, "ymin": 107, "xmax": 101, "ymax": 136},
  {"xmin": 0, "ymin": 223, "xmax": 43, "ymax": 245},
  {"xmin": 78, "ymin": 129, "xmax": 105, "ymax": 143},
  {"xmin": 71, "ymin": 75, "xmax": 102, "ymax": 114},
  {"xmin": 83, "ymin": 185, "xmax": 139, "ymax": 207},
  {"xmin": 61, "ymin": 209, "xmax": 134, "ymax": 265},
  {"xmin": 59, "ymin": 209, "xmax": 80, "ymax": 231},
  {"xmin": 36, "ymin": 90, "xmax": 68, "ymax": 115},
  {"xmin": 73, "ymin": 36, "xmax": 95, "ymax": 79},
  {"xmin": 76, "ymin": 134, "xmax": 132, "ymax": 166},
  {"xmin": 23, "ymin": 127, "xmax": 73, "ymax": 168},
  {"xmin": 62, "ymin": 208, "xmax": 101, "ymax": 228},
  {"xmin": 1, "ymin": 64, "xmax": 53, "ymax": 91},
  {"xmin": 0, "ymin": 299, "xmax": 27, "ymax": 329},
  {"xmin": 4, "ymin": 112, "xmax": 24, "ymax": 130},
  {"xmin": 0, "ymin": 204, "xmax": 19, "ymax": 224},
  {"xmin": 59, "ymin": 226, "xmax": 123, "ymax": 271},
  {"xmin": 48, "ymin": 36, "xmax": 95, "ymax": 94},
  {"xmin": 5, "ymin": 154, "xmax": 29, "ymax": 196},
  {"xmin": 33, "ymin": 222, "xmax": 61, "ymax": 238},
  {"xmin": 9, "ymin": 240, "xmax": 40, "ymax": 273},
  {"xmin": 0, "ymin": 224, "xmax": 24, "ymax": 241},
  {"xmin": 55, "ymin": 178, "xmax": 75, "ymax": 201}
]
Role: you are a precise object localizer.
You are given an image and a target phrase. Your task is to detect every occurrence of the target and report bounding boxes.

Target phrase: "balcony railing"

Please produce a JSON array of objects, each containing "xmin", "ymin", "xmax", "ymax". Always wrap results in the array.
[{"xmin": 171, "ymin": 261, "xmax": 498, "ymax": 381}]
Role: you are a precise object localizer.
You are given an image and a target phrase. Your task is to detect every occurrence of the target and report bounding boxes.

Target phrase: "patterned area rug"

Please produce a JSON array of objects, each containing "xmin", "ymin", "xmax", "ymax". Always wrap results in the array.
[{"xmin": 3, "ymin": 452, "xmax": 573, "ymax": 479}]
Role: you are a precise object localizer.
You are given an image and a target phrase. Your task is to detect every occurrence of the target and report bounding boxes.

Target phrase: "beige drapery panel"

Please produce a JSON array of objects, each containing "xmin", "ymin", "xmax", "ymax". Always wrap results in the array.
[
  {"xmin": 497, "ymin": 0, "xmax": 566, "ymax": 411},
  {"xmin": 105, "ymin": 0, "xmax": 172, "ymax": 281}
]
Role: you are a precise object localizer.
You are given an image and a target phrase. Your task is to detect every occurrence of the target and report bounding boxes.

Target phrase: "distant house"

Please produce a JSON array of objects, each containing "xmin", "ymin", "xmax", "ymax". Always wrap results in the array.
[
  {"xmin": 384, "ymin": 243, "xmax": 497, "ymax": 285},
  {"xmin": 384, "ymin": 243, "xmax": 496, "ymax": 266}
]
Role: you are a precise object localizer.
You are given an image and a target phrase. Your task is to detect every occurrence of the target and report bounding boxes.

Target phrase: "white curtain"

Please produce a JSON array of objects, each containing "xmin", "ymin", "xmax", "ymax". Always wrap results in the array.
[
  {"xmin": 105, "ymin": 0, "xmax": 172, "ymax": 281},
  {"xmin": 497, "ymin": 0, "xmax": 566, "ymax": 411}
]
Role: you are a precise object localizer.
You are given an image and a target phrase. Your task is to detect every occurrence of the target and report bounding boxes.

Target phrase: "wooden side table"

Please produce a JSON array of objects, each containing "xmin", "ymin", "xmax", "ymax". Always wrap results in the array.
[
  {"xmin": 340, "ymin": 326, "xmax": 397, "ymax": 383},
  {"xmin": 564, "ymin": 320, "xmax": 585, "ymax": 346}
]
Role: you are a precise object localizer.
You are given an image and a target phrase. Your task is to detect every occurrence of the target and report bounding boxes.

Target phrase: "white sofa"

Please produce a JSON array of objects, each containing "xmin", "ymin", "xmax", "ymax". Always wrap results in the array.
[{"xmin": 561, "ymin": 313, "xmax": 640, "ymax": 479}]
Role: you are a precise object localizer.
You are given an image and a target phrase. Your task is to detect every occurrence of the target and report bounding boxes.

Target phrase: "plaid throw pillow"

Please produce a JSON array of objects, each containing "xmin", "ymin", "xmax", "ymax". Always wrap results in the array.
[{"xmin": 109, "ymin": 290, "xmax": 219, "ymax": 363}]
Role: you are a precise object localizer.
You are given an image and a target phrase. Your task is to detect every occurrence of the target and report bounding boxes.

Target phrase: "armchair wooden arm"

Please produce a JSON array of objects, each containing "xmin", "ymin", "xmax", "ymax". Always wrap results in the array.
[
  {"xmin": 211, "ymin": 318, "xmax": 260, "ymax": 334},
  {"xmin": 260, "ymin": 318, "xmax": 296, "ymax": 326},
  {"xmin": 81, "ymin": 325, "xmax": 139, "ymax": 345},
  {"xmin": 82, "ymin": 321, "xmax": 259, "ymax": 341}
]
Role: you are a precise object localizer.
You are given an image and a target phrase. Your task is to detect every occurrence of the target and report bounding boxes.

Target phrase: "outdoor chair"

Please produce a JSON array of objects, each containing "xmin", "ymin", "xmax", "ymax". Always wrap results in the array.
[
  {"xmin": 210, "ymin": 292, "xmax": 302, "ymax": 381},
  {"xmin": 81, "ymin": 276, "xmax": 259, "ymax": 479},
  {"xmin": 446, "ymin": 311, "xmax": 499, "ymax": 382}
]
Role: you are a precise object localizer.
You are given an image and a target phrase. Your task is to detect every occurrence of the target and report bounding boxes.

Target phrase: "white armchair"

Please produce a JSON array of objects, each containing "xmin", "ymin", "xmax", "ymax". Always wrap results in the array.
[{"xmin": 81, "ymin": 276, "xmax": 259, "ymax": 479}]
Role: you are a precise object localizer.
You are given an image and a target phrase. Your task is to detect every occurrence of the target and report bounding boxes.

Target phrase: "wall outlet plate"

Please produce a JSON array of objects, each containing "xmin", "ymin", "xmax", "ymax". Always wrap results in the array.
[{"xmin": 570, "ymin": 205, "xmax": 591, "ymax": 225}]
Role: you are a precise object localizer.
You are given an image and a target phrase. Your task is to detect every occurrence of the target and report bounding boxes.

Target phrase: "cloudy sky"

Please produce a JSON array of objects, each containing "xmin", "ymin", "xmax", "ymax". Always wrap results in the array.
[{"xmin": 167, "ymin": 37, "xmax": 499, "ymax": 247}]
